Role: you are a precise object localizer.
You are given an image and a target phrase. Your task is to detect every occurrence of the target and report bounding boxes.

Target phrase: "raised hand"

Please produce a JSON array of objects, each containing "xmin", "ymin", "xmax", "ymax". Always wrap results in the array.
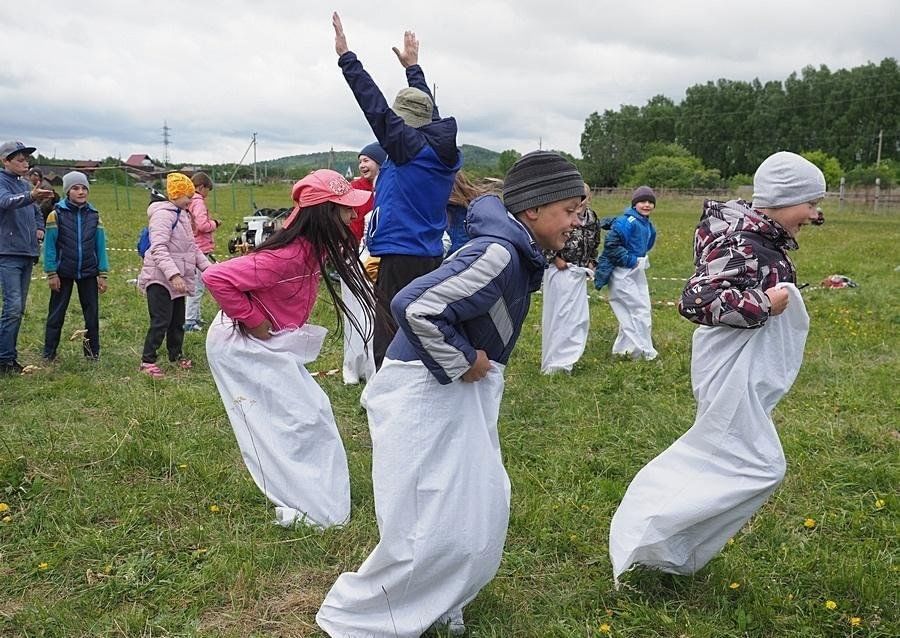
[
  {"xmin": 391, "ymin": 30, "xmax": 419, "ymax": 68},
  {"xmin": 332, "ymin": 12, "xmax": 349, "ymax": 56}
]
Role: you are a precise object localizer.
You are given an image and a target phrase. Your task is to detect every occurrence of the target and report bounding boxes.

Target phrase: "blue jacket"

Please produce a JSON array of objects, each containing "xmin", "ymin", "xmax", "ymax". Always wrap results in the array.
[
  {"xmin": 338, "ymin": 51, "xmax": 462, "ymax": 258},
  {"xmin": 446, "ymin": 203, "xmax": 469, "ymax": 255},
  {"xmin": 44, "ymin": 198, "xmax": 109, "ymax": 280},
  {"xmin": 594, "ymin": 208, "xmax": 656, "ymax": 289},
  {"xmin": 0, "ymin": 169, "xmax": 44, "ymax": 257},
  {"xmin": 387, "ymin": 194, "xmax": 546, "ymax": 384}
]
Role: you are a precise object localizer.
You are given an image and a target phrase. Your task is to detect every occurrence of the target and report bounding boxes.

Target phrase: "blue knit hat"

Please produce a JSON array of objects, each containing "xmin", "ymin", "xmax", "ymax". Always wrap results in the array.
[{"xmin": 359, "ymin": 142, "xmax": 387, "ymax": 166}]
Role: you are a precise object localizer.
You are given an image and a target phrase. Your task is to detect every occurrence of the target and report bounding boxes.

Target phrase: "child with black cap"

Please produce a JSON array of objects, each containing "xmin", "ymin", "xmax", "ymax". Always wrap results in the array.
[
  {"xmin": 317, "ymin": 151, "xmax": 585, "ymax": 638},
  {"xmin": 42, "ymin": 171, "xmax": 109, "ymax": 361},
  {"xmin": 593, "ymin": 185, "xmax": 659, "ymax": 360}
]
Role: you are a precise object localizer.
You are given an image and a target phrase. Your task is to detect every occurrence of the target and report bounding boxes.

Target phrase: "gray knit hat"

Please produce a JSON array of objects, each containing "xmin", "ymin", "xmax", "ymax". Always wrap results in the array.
[
  {"xmin": 62, "ymin": 171, "xmax": 90, "ymax": 194},
  {"xmin": 752, "ymin": 151, "xmax": 826, "ymax": 209},
  {"xmin": 392, "ymin": 87, "xmax": 433, "ymax": 128},
  {"xmin": 502, "ymin": 151, "xmax": 585, "ymax": 214},
  {"xmin": 631, "ymin": 185, "xmax": 656, "ymax": 206}
]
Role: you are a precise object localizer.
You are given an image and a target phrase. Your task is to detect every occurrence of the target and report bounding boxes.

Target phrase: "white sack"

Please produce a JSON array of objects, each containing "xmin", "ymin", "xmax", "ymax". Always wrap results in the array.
[
  {"xmin": 206, "ymin": 311, "xmax": 350, "ymax": 528},
  {"xmin": 541, "ymin": 264, "xmax": 591, "ymax": 374},
  {"xmin": 608, "ymin": 256, "xmax": 657, "ymax": 360},
  {"xmin": 317, "ymin": 359, "xmax": 510, "ymax": 638},
  {"xmin": 341, "ymin": 277, "xmax": 375, "ymax": 384},
  {"xmin": 609, "ymin": 284, "xmax": 809, "ymax": 581}
]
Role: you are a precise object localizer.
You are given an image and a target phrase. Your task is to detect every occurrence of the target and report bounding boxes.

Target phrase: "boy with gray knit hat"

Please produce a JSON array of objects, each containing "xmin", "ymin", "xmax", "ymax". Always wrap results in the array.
[
  {"xmin": 679, "ymin": 150, "xmax": 825, "ymax": 327},
  {"xmin": 317, "ymin": 151, "xmax": 585, "ymax": 638},
  {"xmin": 43, "ymin": 171, "xmax": 109, "ymax": 361}
]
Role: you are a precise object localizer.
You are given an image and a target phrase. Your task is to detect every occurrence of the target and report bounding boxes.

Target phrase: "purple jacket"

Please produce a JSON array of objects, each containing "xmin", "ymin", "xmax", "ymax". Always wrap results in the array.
[{"xmin": 138, "ymin": 201, "xmax": 210, "ymax": 298}]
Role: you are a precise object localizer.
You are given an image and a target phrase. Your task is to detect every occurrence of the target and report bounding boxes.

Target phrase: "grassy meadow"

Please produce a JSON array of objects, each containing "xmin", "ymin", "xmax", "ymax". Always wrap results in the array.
[{"xmin": 1, "ymin": 183, "xmax": 897, "ymax": 637}]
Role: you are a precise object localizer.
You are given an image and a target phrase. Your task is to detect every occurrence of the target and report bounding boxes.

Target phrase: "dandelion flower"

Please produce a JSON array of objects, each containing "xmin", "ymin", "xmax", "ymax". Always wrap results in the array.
[
  {"xmin": 0, "ymin": 503, "xmax": 9, "ymax": 513},
  {"xmin": 874, "ymin": 499, "xmax": 885, "ymax": 510},
  {"xmin": 849, "ymin": 617, "xmax": 861, "ymax": 627},
  {"xmin": 803, "ymin": 518, "xmax": 816, "ymax": 529},
  {"xmin": 599, "ymin": 623, "xmax": 611, "ymax": 634},
  {"xmin": 2, "ymin": 515, "xmax": 11, "ymax": 523},
  {"xmin": 209, "ymin": 505, "xmax": 220, "ymax": 513},
  {"xmin": 727, "ymin": 537, "xmax": 735, "ymax": 546},
  {"xmin": 729, "ymin": 582, "xmax": 741, "ymax": 590},
  {"xmin": 178, "ymin": 464, "xmax": 187, "ymax": 469},
  {"xmin": 569, "ymin": 534, "xmax": 578, "ymax": 542},
  {"xmin": 38, "ymin": 562, "xmax": 49, "ymax": 570},
  {"xmin": 825, "ymin": 600, "xmax": 837, "ymax": 610}
]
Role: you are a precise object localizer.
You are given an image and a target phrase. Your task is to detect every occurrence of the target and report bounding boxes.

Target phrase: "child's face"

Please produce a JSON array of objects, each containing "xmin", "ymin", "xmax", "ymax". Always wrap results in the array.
[
  {"xmin": 358, "ymin": 156, "xmax": 379, "ymax": 182},
  {"xmin": 525, "ymin": 196, "xmax": 584, "ymax": 251},
  {"xmin": 338, "ymin": 205, "xmax": 357, "ymax": 225},
  {"xmin": 766, "ymin": 200, "xmax": 822, "ymax": 238},
  {"xmin": 67, "ymin": 184, "xmax": 89, "ymax": 205},
  {"xmin": 634, "ymin": 200, "xmax": 655, "ymax": 216}
]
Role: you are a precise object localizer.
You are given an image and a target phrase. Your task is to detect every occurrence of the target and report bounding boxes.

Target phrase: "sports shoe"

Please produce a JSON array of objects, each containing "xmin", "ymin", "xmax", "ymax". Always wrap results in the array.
[
  {"xmin": 0, "ymin": 361, "xmax": 23, "ymax": 376},
  {"xmin": 183, "ymin": 322, "xmax": 203, "ymax": 332},
  {"xmin": 175, "ymin": 358, "xmax": 193, "ymax": 370},
  {"xmin": 139, "ymin": 362, "xmax": 165, "ymax": 378}
]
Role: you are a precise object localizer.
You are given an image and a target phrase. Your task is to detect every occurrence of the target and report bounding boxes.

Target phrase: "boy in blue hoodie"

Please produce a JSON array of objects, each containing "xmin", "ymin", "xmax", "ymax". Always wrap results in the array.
[
  {"xmin": 42, "ymin": 171, "xmax": 109, "ymax": 361},
  {"xmin": 332, "ymin": 13, "xmax": 463, "ymax": 368},
  {"xmin": 317, "ymin": 152, "xmax": 586, "ymax": 638},
  {"xmin": 593, "ymin": 185, "xmax": 658, "ymax": 360}
]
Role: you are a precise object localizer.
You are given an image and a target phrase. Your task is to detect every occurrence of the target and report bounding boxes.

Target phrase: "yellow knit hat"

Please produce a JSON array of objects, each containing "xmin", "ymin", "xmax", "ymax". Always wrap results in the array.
[{"xmin": 166, "ymin": 172, "xmax": 195, "ymax": 200}]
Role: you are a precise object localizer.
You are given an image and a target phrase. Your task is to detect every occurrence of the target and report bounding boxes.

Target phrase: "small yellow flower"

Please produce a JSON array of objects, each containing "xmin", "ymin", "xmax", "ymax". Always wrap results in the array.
[
  {"xmin": 874, "ymin": 499, "xmax": 885, "ymax": 510},
  {"xmin": 726, "ymin": 537, "xmax": 735, "ymax": 545},
  {"xmin": 1, "ymin": 515, "xmax": 11, "ymax": 523},
  {"xmin": 178, "ymin": 464, "xmax": 187, "ymax": 469},
  {"xmin": 803, "ymin": 518, "xmax": 816, "ymax": 529},
  {"xmin": 849, "ymin": 617, "xmax": 861, "ymax": 627},
  {"xmin": 599, "ymin": 623, "xmax": 611, "ymax": 634},
  {"xmin": 729, "ymin": 582, "xmax": 741, "ymax": 590},
  {"xmin": 208, "ymin": 504, "xmax": 220, "ymax": 513},
  {"xmin": 569, "ymin": 534, "xmax": 578, "ymax": 542},
  {"xmin": 0, "ymin": 503, "xmax": 9, "ymax": 513},
  {"xmin": 824, "ymin": 600, "xmax": 837, "ymax": 610},
  {"xmin": 38, "ymin": 562, "xmax": 49, "ymax": 570}
]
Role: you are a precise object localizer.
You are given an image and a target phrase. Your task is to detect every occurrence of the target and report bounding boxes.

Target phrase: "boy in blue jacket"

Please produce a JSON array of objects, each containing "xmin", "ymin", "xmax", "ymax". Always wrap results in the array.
[
  {"xmin": 318, "ymin": 152, "xmax": 586, "ymax": 638},
  {"xmin": 332, "ymin": 13, "xmax": 462, "ymax": 368},
  {"xmin": 593, "ymin": 185, "xmax": 659, "ymax": 359},
  {"xmin": 43, "ymin": 172, "xmax": 109, "ymax": 361}
]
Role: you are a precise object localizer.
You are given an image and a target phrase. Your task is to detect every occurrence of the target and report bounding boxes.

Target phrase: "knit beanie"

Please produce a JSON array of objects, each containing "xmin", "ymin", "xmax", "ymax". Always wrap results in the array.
[
  {"xmin": 752, "ymin": 151, "xmax": 826, "ymax": 208},
  {"xmin": 359, "ymin": 142, "xmax": 387, "ymax": 166},
  {"xmin": 166, "ymin": 172, "xmax": 195, "ymax": 201},
  {"xmin": 62, "ymin": 171, "xmax": 90, "ymax": 194},
  {"xmin": 392, "ymin": 87, "xmax": 433, "ymax": 128},
  {"xmin": 631, "ymin": 185, "xmax": 656, "ymax": 206},
  {"xmin": 502, "ymin": 151, "xmax": 585, "ymax": 214}
]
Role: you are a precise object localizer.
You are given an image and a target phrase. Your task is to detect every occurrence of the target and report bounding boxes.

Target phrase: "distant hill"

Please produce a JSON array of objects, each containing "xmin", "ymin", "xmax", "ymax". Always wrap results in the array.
[{"xmin": 262, "ymin": 144, "xmax": 501, "ymax": 175}]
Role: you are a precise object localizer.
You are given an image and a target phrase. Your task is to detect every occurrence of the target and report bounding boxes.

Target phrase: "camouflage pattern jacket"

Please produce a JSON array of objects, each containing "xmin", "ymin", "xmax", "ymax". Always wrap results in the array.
[
  {"xmin": 678, "ymin": 199, "xmax": 797, "ymax": 329},
  {"xmin": 543, "ymin": 208, "xmax": 603, "ymax": 268}
]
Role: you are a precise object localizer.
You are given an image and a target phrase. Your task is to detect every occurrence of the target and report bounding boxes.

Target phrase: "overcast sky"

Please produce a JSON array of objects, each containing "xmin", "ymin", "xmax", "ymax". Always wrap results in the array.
[{"xmin": 2, "ymin": 0, "xmax": 896, "ymax": 166}]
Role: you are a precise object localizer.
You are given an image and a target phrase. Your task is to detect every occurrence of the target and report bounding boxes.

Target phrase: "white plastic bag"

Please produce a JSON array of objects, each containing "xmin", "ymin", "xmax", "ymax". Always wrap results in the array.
[
  {"xmin": 206, "ymin": 311, "xmax": 350, "ymax": 528},
  {"xmin": 340, "ymin": 277, "xmax": 375, "ymax": 384},
  {"xmin": 541, "ymin": 264, "xmax": 591, "ymax": 373},
  {"xmin": 608, "ymin": 257, "xmax": 657, "ymax": 360},
  {"xmin": 317, "ymin": 359, "xmax": 509, "ymax": 637},
  {"xmin": 609, "ymin": 284, "xmax": 809, "ymax": 581}
]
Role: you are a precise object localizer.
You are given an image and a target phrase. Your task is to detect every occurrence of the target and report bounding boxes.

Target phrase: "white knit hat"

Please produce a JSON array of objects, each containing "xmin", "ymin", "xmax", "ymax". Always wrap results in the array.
[{"xmin": 752, "ymin": 152, "xmax": 826, "ymax": 209}]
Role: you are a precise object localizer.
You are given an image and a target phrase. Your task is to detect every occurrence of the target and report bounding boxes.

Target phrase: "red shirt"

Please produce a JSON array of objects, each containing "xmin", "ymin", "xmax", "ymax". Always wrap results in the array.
[{"xmin": 349, "ymin": 176, "xmax": 374, "ymax": 242}]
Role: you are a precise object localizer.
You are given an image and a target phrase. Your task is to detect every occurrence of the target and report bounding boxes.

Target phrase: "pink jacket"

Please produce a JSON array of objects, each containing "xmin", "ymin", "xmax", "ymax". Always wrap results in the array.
[
  {"xmin": 138, "ymin": 201, "xmax": 211, "ymax": 298},
  {"xmin": 188, "ymin": 192, "xmax": 218, "ymax": 254},
  {"xmin": 202, "ymin": 238, "xmax": 321, "ymax": 331}
]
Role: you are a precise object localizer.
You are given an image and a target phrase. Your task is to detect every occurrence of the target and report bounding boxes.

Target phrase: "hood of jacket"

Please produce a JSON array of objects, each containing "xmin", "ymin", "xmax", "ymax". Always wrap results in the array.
[
  {"xmin": 466, "ymin": 194, "xmax": 546, "ymax": 283},
  {"xmin": 148, "ymin": 200, "xmax": 179, "ymax": 220},
  {"xmin": 698, "ymin": 198, "xmax": 798, "ymax": 255}
]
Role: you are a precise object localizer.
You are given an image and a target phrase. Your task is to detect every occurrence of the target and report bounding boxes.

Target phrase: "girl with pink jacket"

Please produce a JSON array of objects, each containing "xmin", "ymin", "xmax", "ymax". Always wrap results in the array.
[
  {"xmin": 138, "ymin": 173, "xmax": 211, "ymax": 378},
  {"xmin": 202, "ymin": 170, "xmax": 376, "ymax": 528}
]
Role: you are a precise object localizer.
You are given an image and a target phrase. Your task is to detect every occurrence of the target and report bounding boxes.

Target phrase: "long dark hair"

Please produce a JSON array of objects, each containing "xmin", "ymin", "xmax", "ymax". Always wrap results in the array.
[{"xmin": 251, "ymin": 201, "xmax": 376, "ymax": 340}]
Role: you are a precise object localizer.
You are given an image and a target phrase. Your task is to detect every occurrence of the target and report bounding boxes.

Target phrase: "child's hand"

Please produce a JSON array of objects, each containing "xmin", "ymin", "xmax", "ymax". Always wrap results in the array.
[
  {"xmin": 47, "ymin": 274, "xmax": 60, "ymax": 292},
  {"xmin": 461, "ymin": 349, "xmax": 491, "ymax": 383},
  {"xmin": 97, "ymin": 277, "xmax": 108, "ymax": 294},
  {"xmin": 169, "ymin": 274, "xmax": 187, "ymax": 294},
  {"xmin": 554, "ymin": 256, "xmax": 568, "ymax": 270},
  {"xmin": 332, "ymin": 12, "xmax": 349, "ymax": 56},
  {"xmin": 765, "ymin": 287, "xmax": 790, "ymax": 316},
  {"xmin": 392, "ymin": 30, "xmax": 419, "ymax": 68},
  {"xmin": 247, "ymin": 320, "xmax": 273, "ymax": 341}
]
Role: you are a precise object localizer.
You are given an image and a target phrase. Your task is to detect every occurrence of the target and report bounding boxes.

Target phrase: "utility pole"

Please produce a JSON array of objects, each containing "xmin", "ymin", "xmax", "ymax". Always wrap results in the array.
[
  {"xmin": 162, "ymin": 121, "xmax": 171, "ymax": 165},
  {"xmin": 876, "ymin": 129, "xmax": 883, "ymax": 167},
  {"xmin": 252, "ymin": 132, "xmax": 258, "ymax": 184}
]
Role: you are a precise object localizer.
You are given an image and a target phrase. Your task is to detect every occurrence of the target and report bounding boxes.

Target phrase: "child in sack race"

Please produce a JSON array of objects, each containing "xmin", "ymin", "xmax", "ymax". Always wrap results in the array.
[{"xmin": 202, "ymin": 169, "xmax": 375, "ymax": 529}]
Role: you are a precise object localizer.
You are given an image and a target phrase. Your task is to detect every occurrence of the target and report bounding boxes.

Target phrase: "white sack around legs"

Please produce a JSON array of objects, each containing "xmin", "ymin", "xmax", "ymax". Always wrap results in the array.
[
  {"xmin": 609, "ymin": 284, "xmax": 809, "ymax": 581},
  {"xmin": 608, "ymin": 257, "xmax": 657, "ymax": 360},
  {"xmin": 341, "ymin": 277, "xmax": 375, "ymax": 385},
  {"xmin": 205, "ymin": 311, "xmax": 350, "ymax": 528},
  {"xmin": 317, "ymin": 359, "xmax": 510, "ymax": 638},
  {"xmin": 541, "ymin": 265, "xmax": 591, "ymax": 374}
]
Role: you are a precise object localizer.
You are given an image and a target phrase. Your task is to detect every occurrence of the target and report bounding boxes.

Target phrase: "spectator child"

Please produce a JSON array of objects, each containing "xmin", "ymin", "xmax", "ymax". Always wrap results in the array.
[
  {"xmin": 183, "ymin": 171, "xmax": 221, "ymax": 332},
  {"xmin": 42, "ymin": 171, "xmax": 109, "ymax": 360}
]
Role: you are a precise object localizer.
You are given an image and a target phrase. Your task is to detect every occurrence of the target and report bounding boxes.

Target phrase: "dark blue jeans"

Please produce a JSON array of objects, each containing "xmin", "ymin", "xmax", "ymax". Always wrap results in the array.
[
  {"xmin": 43, "ymin": 276, "xmax": 100, "ymax": 360},
  {"xmin": 0, "ymin": 255, "xmax": 34, "ymax": 364}
]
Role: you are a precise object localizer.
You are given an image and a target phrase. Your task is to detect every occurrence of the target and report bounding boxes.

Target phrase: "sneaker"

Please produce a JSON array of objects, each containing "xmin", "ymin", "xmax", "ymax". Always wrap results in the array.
[
  {"xmin": 175, "ymin": 358, "xmax": 193, "ymax": 370},
  {"xmin": 0, "ymin": 361, "xmax": 21, "ymax": 376},
  {"xmin": 139, "ymin": 362, "xmax": 165, "ymax": 378},
  {"xmin": 183, "ymin": 322, "xmax": 203, "ymax": 332}
]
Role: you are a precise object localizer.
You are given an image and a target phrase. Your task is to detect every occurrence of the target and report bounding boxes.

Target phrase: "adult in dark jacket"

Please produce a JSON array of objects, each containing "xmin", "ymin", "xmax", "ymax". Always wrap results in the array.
[
  {"xmin": 332, "ymin": 12, "xmax": 462, "ymax": 367},
  {"xmin": 0, "ymin": 141, "xmax": 54, "ymax": 375}
]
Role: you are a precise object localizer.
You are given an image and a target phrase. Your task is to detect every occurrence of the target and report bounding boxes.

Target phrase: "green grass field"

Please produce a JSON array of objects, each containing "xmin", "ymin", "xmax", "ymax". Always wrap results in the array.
[{"xmin": 1, "ymin": 183, "xmax": 897, "ymax": 637}]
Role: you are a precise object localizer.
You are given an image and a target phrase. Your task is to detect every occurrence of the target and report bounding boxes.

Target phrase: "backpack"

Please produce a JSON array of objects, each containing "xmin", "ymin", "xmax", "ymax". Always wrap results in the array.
[{"xmin": 137, "ymin": 208, "xmax": 181, "ymax": 258}]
